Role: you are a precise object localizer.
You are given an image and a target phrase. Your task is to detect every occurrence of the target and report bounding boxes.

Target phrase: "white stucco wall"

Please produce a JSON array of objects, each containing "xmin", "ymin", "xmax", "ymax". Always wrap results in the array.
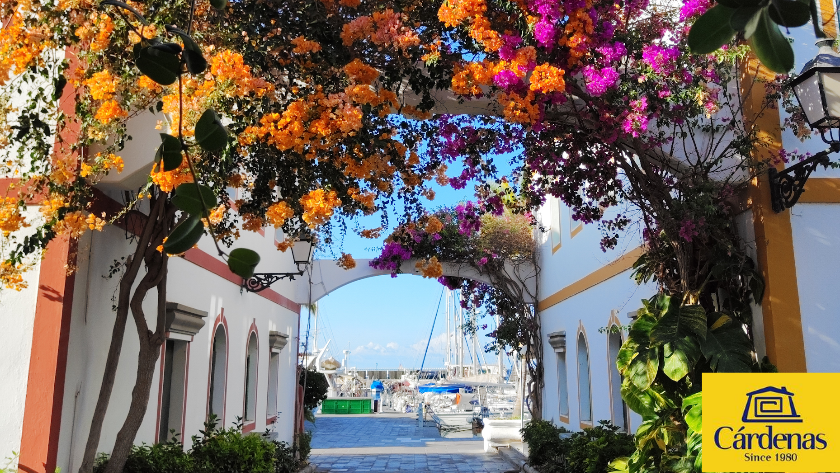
[
  {"xmin": 54, "ymin": 199, "xmax": 301, "ymax": 472},
  {"xmin": 540, "ymin": 271, "xmax": 652, "ymax": 432},
  {"xmin": 0, "ymin": 207, "xmax": 43, "ymax": 460},
  {"xmin": 536, "ymin": 197, "xmax": 652, "ymax": 432},
  {"xmin": 789, "ymin": 203, "xmax": 840, "ymax": 372}
]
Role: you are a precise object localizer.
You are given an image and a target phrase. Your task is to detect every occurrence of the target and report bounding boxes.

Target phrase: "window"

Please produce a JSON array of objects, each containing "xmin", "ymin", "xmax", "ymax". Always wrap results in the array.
[
  {"xmin": 209, "ymin": 326, "xmax": 227, "ymax": 422},
  {"xmin": 557, "ymin": 351, "xmax": 569, "ymax": 420},
  {"xmin": 266, "ymin": 352, "xmax": 280, "ymax": 420},
  {"xmin": 577, "ymin": 332, "xmax": 592, "ymax": 424},
  {"xmin": 244, "ymin": 332, "xmax": 258, "ymax": 422},
  {"xmin": 570, "ymin": 212, "xmax": 583, "ymax": 238},
  {"xmin": 608, "ymin": 331, "xmax": 629, "ymax": 431},
  {"xmin": 550, "ymin": 197, "xmax": 562, "ymax": 252},
  {"xmin": 159, "ymin": 339, "xmax": 188, "ymax": 442}
]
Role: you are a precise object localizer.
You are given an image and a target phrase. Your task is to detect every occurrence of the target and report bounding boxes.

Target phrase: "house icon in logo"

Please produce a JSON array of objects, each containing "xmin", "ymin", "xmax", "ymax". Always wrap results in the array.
[{"xmin": 742, "ymin": 386, "xmax": 803, "ymax": 423}]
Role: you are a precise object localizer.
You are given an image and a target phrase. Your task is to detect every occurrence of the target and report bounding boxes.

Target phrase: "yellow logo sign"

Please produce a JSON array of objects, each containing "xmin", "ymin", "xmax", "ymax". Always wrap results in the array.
[{"xmin": 703, "ymin": 373, "xmax": 840, "ymax": 471}]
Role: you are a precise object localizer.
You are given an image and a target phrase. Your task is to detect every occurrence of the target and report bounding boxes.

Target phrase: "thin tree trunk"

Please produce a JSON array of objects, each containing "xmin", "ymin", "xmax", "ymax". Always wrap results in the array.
[
  {"xmin": 103, "ymin": 244, "xmax": 169, "ymax": 473},
  {"xmin": 78, "ymin": 196, "xmax": 167, "ymax": 473}
]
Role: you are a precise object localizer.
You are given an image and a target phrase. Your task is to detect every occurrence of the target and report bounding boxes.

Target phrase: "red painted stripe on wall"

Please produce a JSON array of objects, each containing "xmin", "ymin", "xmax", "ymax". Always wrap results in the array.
[
  {"xmin": 181, "ymin": 248, "xmax": 301, "ymax": 313},
  {"xmin": 18, "ymin": 236, "xmax": 77, "ymax": 473}
]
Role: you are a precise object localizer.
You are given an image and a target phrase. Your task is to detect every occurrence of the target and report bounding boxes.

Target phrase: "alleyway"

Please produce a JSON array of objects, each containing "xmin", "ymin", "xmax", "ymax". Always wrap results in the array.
[{"xmin": 307, "ymin": 413, "xmax": 516, "ymax": 472}]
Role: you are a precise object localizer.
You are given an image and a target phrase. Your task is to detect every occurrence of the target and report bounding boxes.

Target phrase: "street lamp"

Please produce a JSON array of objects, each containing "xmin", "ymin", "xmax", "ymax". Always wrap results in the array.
[
  {"xmin": 773, "ymin": 39, "xmax": 840, "ymax": 212},
  {"xmin": 242, "ymin": 234, "xmax": 315, "ymax": 292}
]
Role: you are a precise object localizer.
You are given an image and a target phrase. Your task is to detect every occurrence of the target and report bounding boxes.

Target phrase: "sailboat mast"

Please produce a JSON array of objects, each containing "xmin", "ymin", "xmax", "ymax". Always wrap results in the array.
[{"xmin": 446, "ymin": 290, "xmax": 451, "ymax": 372}]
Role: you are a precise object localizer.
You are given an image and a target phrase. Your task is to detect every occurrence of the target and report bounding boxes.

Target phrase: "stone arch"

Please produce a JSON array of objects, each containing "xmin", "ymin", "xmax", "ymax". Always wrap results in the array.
[{"xmin": 294, "ymin": 258, "xmax": 537, "ymax": 305}]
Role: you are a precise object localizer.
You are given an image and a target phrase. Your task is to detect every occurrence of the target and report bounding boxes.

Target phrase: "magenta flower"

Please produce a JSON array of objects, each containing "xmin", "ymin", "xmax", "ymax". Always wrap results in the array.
[
  {"xmin": 534, "ymin": 19, "xmax": 556, "ymax": 48},
  {"xmin": 642, "ymin": 45, "xmax": 679, "ymax": 76},
  {"xmin": 679, "ymin": 0, "xmax": 711, "ymax": 21},
  {"xmin": 622, "ymin": 97, "xmax": 650, "ymax": 137},
  {"xmin": 494, "ymin": 70, "xmax": 524, "ymax": 91},
  {"xmin": 583, "ymin": 66, "xmax": 620, "ymax": 96}
]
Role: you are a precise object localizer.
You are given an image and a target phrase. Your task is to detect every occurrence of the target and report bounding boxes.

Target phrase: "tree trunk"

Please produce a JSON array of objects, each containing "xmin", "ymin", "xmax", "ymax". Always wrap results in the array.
[
  {"xmin": 102, "ymin": 338, "xmax": 162, "ymax": 473},
  {"xmin": 78, "ymin": 195, "xmax": 167, "ymax": 473}
]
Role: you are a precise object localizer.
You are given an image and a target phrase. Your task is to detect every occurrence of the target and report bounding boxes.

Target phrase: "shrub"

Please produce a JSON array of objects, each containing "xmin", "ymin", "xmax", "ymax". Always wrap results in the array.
[
  {"xmin": 190, "ymin": 418, "xmax": 275, "ymax": 473},
  {"xmin": 93, "ymin": 440, "xmax": 191, "ymax": 473},
  {"xmin": 273, "ymin": 431, "xmax": 312, "ymax": 473},
  {"xmin": 521, "ymin": 419, "xmax": 568, "ymax": 467},
  {"xmin": 522, "ymin": 420, "xmax": 634, "ymax": 473},
  {"xmin": 299, "ymin": 368, "xmax": 328, "ymax": 411}
]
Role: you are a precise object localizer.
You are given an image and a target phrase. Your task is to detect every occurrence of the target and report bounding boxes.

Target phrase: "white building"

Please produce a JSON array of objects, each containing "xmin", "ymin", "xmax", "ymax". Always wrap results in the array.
[
  {"xmin": 0, "ymin": 113, "xmax": 303, "ymax": 472},
  {"xmin": 534, "ymin": 2, "xmax": 840, "ymax": 433}
]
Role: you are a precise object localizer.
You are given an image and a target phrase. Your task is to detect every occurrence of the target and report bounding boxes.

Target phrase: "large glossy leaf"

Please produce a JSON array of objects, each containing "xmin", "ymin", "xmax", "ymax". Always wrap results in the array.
[
  {"xmin": 228, "ymin": 248, "xmax": 260, "ymax": 279},
  {"xmin": 682, "ymin": 392, "xmax": 703, "ymax": 433},
  {"xmin": 769, "ymin": 0, "xmax": 811, "ymax": 27},
  {"xmin": 730, "ymin": 6, "xmax": 762, "ymax": 38},
  {"xmin": 662, "ymin": 337, "xmax": 701, "ymax": 381},
  {"xmin": 701, "ymin": 319, "xmax": 754, "ymax": 372},
  {"xmin": 688, "ymin": 5, "xmax": 737, "ymax": 54},
  {"xmin": 650, "ymin": 304, "xmax": 707, "ymax": 346},
  {"xmin": 163, "ymin": 215, "xmax": 204, "ymax": 254},
  {"xmin": 749, "ymin": 9, "xmax": 794, "ymax": 73},
  {"xmin": 627, "ymin": 346, "xmax": 660, "ymax": 390},
  {"xmin": 165, "ymin": 26, "xmax": 207, "ymax": 74},
  {"xmin": 155, "ymin": 134, "xmax": 183, "ymax": 171},
  {"xmin": 195, "ymin": 109, "xmax": 229, "ymax": 152},
  {"xmin": 621, "ymin": 379, "xmax": 658, "ymax": 417},
  {"xmin": 136, "ymin": 45, "xmax": 181, "ymax": 86},
  {"xmin": 172, "ymin": 183, "xmax": 217, "ymax": 216},
  {"xmin": 617, "ymin": 313, "xmax": 657, "ymax": 373},
  {"xmin": 210, "ymin": 0, "xmax": 227, "ymax": 10}
]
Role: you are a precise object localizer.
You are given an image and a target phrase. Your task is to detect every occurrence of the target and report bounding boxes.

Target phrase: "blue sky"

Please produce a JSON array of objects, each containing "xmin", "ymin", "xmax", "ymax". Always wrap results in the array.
[{"xmin": 306, "ymin": 140, "xmax": 515, "ymax": 371}]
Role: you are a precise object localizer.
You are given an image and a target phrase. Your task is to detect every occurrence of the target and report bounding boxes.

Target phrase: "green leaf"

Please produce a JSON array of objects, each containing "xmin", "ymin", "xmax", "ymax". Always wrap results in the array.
[
  {"xmin": 620, "ymin": 379, "xmax": 658, "ymax": 417},
  {"xmin": 650, "ymin": 304, "xmax": 707, "ymax": 346},
  {"xmin": 183, "ymin": 49, "xmax": 208, "ymax": 75},
  {"xmin": 769, "ymin": 0, "xmax": 811, "ymax": 27},
  {"xmin": 210, "ymin": 0, "xmax": 227, "ymax": 10},
  {"xmin": 136, "ymin": 45, "xmax": 181, "ymax": 86},
  {"xmin": 730, "ymin": 6, "xmax": 763, "ymax": 38},
  {"xmin": 749, "ymin": 9, "xmax": 794, "ymax": 73},
  {"xmin": 165, "ymin": 26, "xmax": 207, "ymax": 75},
  {"xmin": 682, "ymin": 392, "xmax": 703, "ymax": 433},
  {"xmin": 228, "ymin": 248, "xmax": 260, "ymax": 279},
  {"xmin": 100, "ymin": 0, "xmax": 149, "ymax": 25},
  {"xmin": 662, "ymin": 338, "xmax": 701, "ymax": 381},
  {"xmin": 688, "ymin": 5, "xmax": 737, "ymax": 54},
  {"xmin": 195, "ymin": 109, "xmax": 229, "ymax": 152},
  {"xmin": 627, "ymin": 347, "xmax": 659, "ymax": 390},
  {"xmin": 163, "ymin": 216, "xmax": 204, "ymax": 254},
  {"xmin": 617, "ymin": 312, "xmax": 656, "ymax": 374},
  {"xmin": 172, "ymin": 183, "xmax": 217, "ymax": 216},
  {"xmin": 701, "ymin": 321, "xmax": 754, "ymax": 372},
  {"xmin": 155, "ymin": 134, "xmax": 183, "ymax": 171}
]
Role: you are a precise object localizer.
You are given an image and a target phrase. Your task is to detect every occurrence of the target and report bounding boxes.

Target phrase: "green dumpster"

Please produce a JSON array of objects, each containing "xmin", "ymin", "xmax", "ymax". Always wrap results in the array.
[{"xmin": 320, "ymin": 397, "xmax": 372, "ymax": 414}]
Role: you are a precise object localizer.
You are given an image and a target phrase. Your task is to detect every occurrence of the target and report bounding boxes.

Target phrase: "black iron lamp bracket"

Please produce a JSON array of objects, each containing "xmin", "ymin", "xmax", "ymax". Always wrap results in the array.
[
  {"xmin": 769, "ymin": 142, "xmax": 839, "ymax": 213},
  {"xmin": 242, "ymin": 270, "xmax": 303, "ymax": 293}
]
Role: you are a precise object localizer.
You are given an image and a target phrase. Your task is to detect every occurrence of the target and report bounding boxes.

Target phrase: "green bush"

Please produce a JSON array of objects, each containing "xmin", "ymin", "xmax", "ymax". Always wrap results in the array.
[
  {"xmin": 522, "ymin": 420, "xmax": 634, "ymax": 473},
  {"xmin": 93, "ymin": 440, "xmax": 191, "ymax": 473},
  {"xmin": 190, "ymin": 418, "xmax": 275, "ymax": 473},
  {"xmin": 520, "ymin": 419, "xmax": 569, "ymax": 467},
  {"xmin": 94, "ymin": 417, "xmax": 291, "ymax": 473},
  {"xmin": 299, "ymin": 368, "xmax": 328, "ymax": 411}
]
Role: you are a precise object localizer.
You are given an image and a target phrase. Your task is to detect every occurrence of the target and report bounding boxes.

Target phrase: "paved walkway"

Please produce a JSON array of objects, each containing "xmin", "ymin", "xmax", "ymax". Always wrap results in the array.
[{"xmin": 307, "ymin": 413, "xmax": 516, "ymax": 472}]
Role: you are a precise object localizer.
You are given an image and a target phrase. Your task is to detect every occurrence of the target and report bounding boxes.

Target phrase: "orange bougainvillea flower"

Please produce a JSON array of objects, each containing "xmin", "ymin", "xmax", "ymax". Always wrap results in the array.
[
  {"xmin": 0, "ymin": 197, "xmax": 28, "ymax": 236},
  {"xmin": 300, "ymin": 188, "xmax": 341, "ymax": 228},
  {"xmin": 425, "ymin": 215, "xmax": 444, "ymax": 234},
  {"xmin": 150, "ymin": 161, "xmax": 193, "ymax": 193},
  {"xmin": 266, "ymin": 201, "xmax": 294, "ymax": 228},
  {"xmin": 416, "ymin": 256, "xmax": 443, "ymax": 279},
  {"xmin": 530, "ymin": 64, "xmax": 566, "ymax": 94},
  {"xmin": 95, "ymin": 99, "xmax": 128, "ymax": 124},
  {"xmin": 336, "ymin": 253, "xmax": 356, "ymax": 270},
  {"xmin": 291, "ymin": 36, "xmax": 322, "ymax": 54},
  {"xmin": 1, "ymin": 261, "xmax": 28, "ymax": 291},
  {"xmin": 344, "ymin": 59, "xmax": 380, "ymax": 85}
]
